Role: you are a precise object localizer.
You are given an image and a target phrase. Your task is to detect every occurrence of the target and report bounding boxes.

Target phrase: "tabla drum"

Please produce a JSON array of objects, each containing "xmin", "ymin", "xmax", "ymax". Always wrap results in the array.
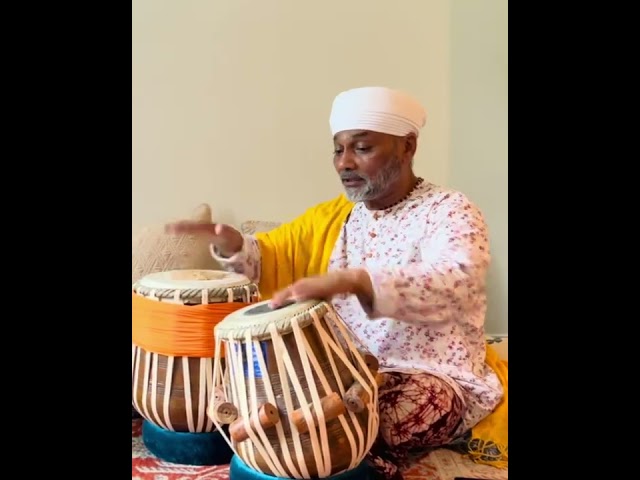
[
  {"xmin": 207, "ymin": 299, "xmax": 380, "ymax": 479},
  {"xmin": 132, "ymin": 269, "xmax": 260, "ymax": 465}
]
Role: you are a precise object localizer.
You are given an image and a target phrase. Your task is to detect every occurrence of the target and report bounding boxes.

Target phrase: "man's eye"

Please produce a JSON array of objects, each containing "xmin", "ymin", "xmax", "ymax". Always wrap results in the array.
[
  {"xmin": 356, "ymin": 146, "xmax": 371, "ymax": 153},
  {"xmin": 333, "ymin": 149, "xmax": 343, "ymax": 155}
]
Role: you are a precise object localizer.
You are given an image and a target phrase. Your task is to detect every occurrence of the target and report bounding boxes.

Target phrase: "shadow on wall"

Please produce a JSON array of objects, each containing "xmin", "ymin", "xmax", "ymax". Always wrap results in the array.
[{"xmin": 485, "ymin": 259, "xmax": 507, "ymax": 335}]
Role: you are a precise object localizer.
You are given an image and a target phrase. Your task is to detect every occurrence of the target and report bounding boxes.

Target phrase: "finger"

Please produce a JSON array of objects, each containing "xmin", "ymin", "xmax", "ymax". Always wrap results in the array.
[
  {"xmin": 270, "ymin": 287, "xmax": 294, "ymax": 309},
  {"xmin": 165, "ymin": 222, "xmax": 216, "ymax": 235},
  {"xmin": 164, "ymin": 223, "xmax": 183, "ymax": 234},
  {"xmin": 289, "ymin": 285, "xmax": 312, "ymax": 302},
  {"xmin": 214, "ymin": 223, "xmax": 232, "ymax": 236},
  {"xmin": 269, "ymin": 291, "xmax": 289, "ymax": 308},
  {"xmin": 209, "ymin": 225, "xmax": 235, "ymax": 248}
]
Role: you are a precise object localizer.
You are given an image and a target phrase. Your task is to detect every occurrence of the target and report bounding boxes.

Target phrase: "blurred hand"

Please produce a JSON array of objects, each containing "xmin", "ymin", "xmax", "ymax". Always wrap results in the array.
[
  {"xmin": 270, "ymin": 269, "xmax": 374, "ymax": 309},
  {"xmin": 164, "ymin": 221, "xmax": 244, "ymax": 257}
]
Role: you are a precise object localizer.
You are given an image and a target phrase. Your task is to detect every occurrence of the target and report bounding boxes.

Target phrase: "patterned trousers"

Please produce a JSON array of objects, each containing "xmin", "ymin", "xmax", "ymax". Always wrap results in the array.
[{"xmin": 366, "ymin": 372, "xmax": 464, "ymax": 480}]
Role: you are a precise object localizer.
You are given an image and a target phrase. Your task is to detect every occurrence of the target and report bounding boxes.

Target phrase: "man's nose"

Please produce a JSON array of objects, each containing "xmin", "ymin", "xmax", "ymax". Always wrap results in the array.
[{"xmin": 335, "ymin": 149, "xmax": 357, "ymax": 171}]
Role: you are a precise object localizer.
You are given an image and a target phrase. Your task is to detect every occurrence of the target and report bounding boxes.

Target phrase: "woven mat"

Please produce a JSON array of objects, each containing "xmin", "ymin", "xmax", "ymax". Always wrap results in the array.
[{"xmin": 132, "ymin": 419, "xmax": 507, "ymax": 480}]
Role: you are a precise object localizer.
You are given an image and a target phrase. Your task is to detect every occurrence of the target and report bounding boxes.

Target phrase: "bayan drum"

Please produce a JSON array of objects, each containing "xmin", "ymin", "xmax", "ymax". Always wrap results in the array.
[
  {"xmin": 132, "ymin": 269, "xmax": 260, "ymax": 465},
  {"xmin": 208, "ymin": 299, "xmax": 380, "ymax": 479}
]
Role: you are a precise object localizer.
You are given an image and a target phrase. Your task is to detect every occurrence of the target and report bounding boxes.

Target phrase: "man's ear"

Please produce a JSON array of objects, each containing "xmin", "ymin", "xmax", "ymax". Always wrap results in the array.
[{"xmin": 403, "ymin": 133, "xmax": 417, "ymax": 160}]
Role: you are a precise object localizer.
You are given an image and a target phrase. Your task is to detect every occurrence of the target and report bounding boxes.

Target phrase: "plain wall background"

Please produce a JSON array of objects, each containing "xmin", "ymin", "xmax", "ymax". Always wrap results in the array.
[{"xmin": 132, "ymin": 0, "xmax": 508, "ymax": 334}]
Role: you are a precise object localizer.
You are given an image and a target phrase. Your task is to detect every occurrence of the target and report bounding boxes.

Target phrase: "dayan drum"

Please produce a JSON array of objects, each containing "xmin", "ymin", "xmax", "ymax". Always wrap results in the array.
[
  {"xmin": 208, "ymin": 299, "xmax": 381, "ymax": 479},
  {"xmin": 131, "ymin": 269, "xmax": 259, "ymax": 452}
]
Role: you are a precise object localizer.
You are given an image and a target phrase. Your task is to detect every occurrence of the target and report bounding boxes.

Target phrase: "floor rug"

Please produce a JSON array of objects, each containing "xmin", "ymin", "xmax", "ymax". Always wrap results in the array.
[{"xmin": 132, "ymin": 419, "xmax": 507, "ymax": 480}]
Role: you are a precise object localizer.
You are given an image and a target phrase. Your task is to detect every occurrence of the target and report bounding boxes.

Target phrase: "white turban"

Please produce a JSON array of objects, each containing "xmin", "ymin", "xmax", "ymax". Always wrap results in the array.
[{"xmin": 329, "ymin": 86, "xmax": 427, "ymax": 137}]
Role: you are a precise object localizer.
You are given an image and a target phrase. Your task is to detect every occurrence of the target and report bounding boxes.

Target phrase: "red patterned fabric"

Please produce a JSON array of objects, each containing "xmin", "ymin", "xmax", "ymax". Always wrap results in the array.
[
  {"xmin": 132, "ymin": 419, "xmax": 504, "ymax": 480},
  {"xmin": 132, "ymin": 419, "xmax": 230, "ymax": 480},
  {"xmin": 368, "ymin": 372, "xmax": 464, "ymax": 479}
]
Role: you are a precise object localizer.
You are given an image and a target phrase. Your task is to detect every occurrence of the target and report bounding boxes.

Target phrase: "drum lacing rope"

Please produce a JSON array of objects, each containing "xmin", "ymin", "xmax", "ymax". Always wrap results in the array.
[{"xmin": 211, "ymin": 303, "xmax": 380, "ymax": 478}]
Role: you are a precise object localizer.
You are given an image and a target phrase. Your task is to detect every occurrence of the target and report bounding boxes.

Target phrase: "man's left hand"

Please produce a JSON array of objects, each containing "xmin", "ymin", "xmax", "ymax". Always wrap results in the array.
[{"xmin": 270, "ymin": 269, "xmax": 373, "ymax": 309}]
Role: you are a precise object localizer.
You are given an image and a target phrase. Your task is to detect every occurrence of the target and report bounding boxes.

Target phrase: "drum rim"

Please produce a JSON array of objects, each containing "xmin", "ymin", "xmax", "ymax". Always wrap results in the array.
[
  {"xmin": 213, "ymin": 298, "xmax": 328, "ymax": 341},
  {"xmin": 133, "ymin": 269, "xmax": 258, "ymax": 304}
]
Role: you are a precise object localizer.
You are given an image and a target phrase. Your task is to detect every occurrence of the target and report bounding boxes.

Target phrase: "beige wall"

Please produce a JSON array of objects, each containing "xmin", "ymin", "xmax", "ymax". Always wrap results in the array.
[
  {"xmin": 450, "ymin": 0, "xmax": 508, "ymax": 334},
  {"xmin": 132, "ymin": 0, "xmax": 451, "ymax": 228},
  {"xmin": 132, "ymin": 0, "xmax": 508, "ymax": 334}
]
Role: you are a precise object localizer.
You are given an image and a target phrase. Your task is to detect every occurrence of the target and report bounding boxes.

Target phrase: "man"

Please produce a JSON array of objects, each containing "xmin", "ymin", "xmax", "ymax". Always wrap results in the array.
[{"xmin": 167, "ymin": 86, "xmax": 507, "ymax": 479}]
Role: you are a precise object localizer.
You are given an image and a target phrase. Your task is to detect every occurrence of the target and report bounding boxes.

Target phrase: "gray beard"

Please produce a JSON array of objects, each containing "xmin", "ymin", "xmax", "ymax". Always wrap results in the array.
[{"xmin": 343, "ymin": 157, "xmax": 403, "ymax": 202}]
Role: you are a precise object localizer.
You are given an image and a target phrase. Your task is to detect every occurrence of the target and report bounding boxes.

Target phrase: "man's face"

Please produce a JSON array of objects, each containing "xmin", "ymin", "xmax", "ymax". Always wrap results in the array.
[{"xmin": 332, "ymin": 129, "xmax": 414, "ymax": 202}]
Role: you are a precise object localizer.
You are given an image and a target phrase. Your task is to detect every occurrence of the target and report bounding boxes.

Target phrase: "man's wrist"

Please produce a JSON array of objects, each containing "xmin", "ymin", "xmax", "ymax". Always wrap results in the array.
[
  {"xmin": 343, "ymin": 268, "xmax": 375, "ymax": 313},
  {"xmin": 345, "ymin": 268, "xmax": 373, "ymax": 299}
]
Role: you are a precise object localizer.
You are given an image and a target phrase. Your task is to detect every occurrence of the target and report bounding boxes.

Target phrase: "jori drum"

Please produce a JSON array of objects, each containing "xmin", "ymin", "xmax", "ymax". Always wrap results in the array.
[
  {"xmin": 131, "ymin": 269, "xmax": 259, "ymax": 465},
  {"xmin": 208, "ymin": 299, "xmax": 381, "ymax": 479}
]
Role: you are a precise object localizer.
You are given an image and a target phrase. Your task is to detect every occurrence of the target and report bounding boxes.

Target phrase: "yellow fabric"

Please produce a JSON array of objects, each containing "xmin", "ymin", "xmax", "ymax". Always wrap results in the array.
[
  {"xmin": 254, "ymin": 194, "xmax": 355, "ymax": 300},
  {"xmin": 254, "ymin": 194, "xmax": 508, "ymax": 468},
  {"xmin": 467, "ymin": 345, "xmax": 508, "ymax": 468}
]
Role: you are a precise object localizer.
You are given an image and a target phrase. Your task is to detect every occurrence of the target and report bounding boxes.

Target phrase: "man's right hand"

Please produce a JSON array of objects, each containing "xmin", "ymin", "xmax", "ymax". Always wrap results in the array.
[{"xmin": 164, "ymin": 221, "xmax": 244, "ymax": 258}]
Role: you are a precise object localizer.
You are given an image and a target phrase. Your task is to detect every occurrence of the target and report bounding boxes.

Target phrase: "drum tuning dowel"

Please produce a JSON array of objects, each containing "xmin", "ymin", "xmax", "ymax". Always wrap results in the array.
[
  {"xmin": 358, "ymin": 351, "xmax": 379, "ymax": 373},
  {"xmin": 290, "ymin": 392, "xmax": 346, "ymax": 434},
  {"xmin": 229, "ymin": 402, "xmax": 280, "ymax": 443},
  {"xmin": 343, "ymin": 373, "xmax": 385, "ymax": 413},
  {"xmin": 212, "ymin": 386, "xmax": 226, "ymax": 403},
  {"xmin": 209, "ymin": 402, "xmax": 239, "ymax": 424}
]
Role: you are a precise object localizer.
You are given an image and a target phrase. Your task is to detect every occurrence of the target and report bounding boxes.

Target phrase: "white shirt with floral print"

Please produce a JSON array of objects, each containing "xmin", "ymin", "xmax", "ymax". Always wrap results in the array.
[{"xmin": 212, "ymin": 181, "xmax": 504, "ymax": 435}]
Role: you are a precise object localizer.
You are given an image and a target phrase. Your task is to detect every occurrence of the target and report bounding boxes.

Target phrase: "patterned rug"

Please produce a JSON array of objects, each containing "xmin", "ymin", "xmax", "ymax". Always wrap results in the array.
[{"xmin": 132, "ymin": 419, "xmax": 507, "ymax": 480}]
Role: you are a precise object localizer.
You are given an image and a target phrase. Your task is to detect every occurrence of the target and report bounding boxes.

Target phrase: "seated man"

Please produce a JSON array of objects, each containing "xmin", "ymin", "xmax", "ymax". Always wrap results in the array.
[{"xmin": 167, "ymin": 86, "xmax": 506, "ymax": 480}]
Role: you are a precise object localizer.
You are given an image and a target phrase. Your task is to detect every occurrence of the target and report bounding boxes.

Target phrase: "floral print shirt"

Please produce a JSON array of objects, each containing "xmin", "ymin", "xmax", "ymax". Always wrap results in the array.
[{"xmin": 212, "ymin": 181, "xmax": 504, "ymax": 434}]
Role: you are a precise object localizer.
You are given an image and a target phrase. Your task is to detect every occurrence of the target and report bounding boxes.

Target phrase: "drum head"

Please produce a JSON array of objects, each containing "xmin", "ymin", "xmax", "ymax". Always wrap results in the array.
[
  {"xmin": 133, "ymin": 269, "xmax": 257, "ymax": 304},
  {"xmin": 214, "ymin": 298, "xmax": 328, "ymax": 341},
  {"xmin": 136, "ymin": 269, "xmax": 251, "ymax": 290}
]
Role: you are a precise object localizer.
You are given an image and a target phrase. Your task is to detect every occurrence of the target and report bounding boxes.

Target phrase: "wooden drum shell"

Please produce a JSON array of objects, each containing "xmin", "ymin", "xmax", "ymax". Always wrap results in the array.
[{"xmin": 132, "ymin": 347, "xmax": 217, "ymax": 432}]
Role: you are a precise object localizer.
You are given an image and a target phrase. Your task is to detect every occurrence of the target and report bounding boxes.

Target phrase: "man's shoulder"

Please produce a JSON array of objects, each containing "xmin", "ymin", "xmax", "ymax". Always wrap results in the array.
[
  {"xmin": 285, "ymin": 194, "xmax": 354, "ymax": 228},
  {"xmin": 308, "ymin": 194, "xmax": 354, "ymax": 216},
  {"xmin": 421, "ymin": 183, "xmax": 482, "ymax": 210}
]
